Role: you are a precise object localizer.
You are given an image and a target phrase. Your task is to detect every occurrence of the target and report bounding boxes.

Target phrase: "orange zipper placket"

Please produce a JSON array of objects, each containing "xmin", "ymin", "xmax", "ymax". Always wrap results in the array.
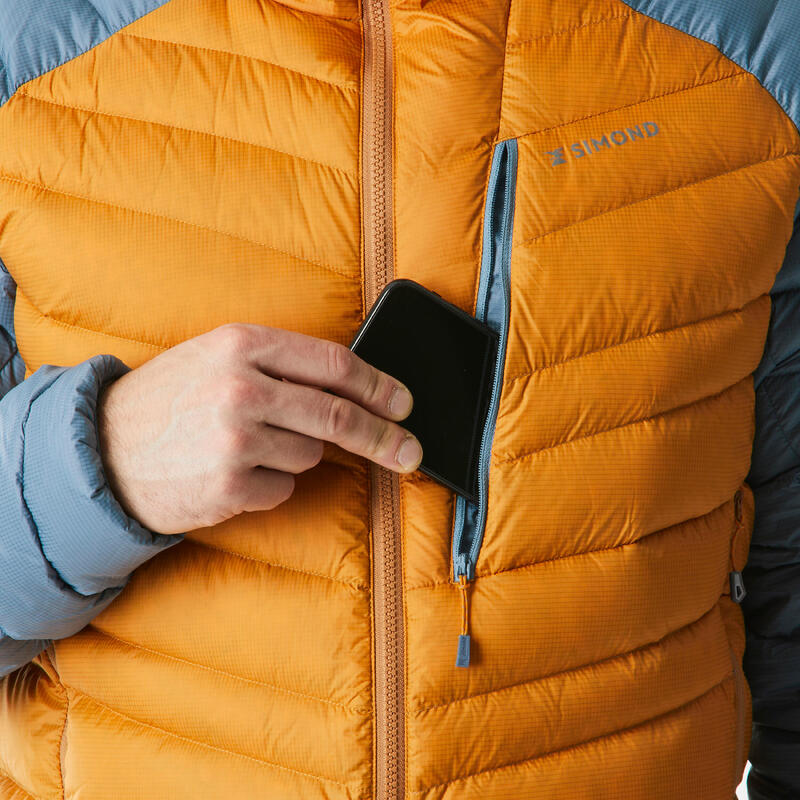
[{"xmin": 360, "ymin": 0, "xmax": 404, "ymax": 798}]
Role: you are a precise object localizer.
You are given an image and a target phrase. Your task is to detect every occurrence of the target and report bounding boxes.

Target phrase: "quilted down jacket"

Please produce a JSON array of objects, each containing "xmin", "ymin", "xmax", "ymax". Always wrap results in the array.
[{"xmin": 1, "ymin": 0, "xmax": 799, "ymax": 798}]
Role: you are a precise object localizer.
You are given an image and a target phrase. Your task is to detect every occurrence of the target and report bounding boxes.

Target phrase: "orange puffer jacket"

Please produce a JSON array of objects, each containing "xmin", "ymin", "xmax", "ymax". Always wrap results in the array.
[{"xmin": 1, "ymin": 0, "xmax": 799, "ymax": 798}]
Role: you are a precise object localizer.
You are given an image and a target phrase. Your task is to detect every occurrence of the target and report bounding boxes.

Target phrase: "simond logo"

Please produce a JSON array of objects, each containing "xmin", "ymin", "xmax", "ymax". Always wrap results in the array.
[{"xmin": 545, "ymin": 121, "xmax": 660, "ymax": 166}]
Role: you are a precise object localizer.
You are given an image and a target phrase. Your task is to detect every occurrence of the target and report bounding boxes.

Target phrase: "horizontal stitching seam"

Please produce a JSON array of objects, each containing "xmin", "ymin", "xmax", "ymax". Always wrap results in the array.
[
  {"xmin": 248, "ymin": 0, "xmax": 359, "ymax": 23},
  {"xmin": 184, "ymin": 537, "xmax": 368, "ymax": 591},
  {"xmin": 0, "ymin": 174, "xmax": 358, "ymax": 281},
  {"xmin": 504, "ymin": 301, "xmax": 757, "ymax": 385},
  {"xmin": 408, "ymin": 494, "xmax": 731, "ymax": 591},
  {"xmin": 15, "ymin": 88, "xmax": 357, "ymax": 179},
  {"xmin": 413, "ymin": 601, "xmax": 721, "ymax": 714},
  {"xmin": 410, "ymin": 671, "xmax": 734, "ymax": 794},
  {"xmin": 506, "ymin": 11, "xmax": 633, "ymax": 50},
  {"xmin": 519, "ymin": 150, "xmax": 800, "ymax": 248},
  {"xmin": 15, "ymin": 285, "xmax": 165, "ymax": 352},
  {"xmin": 510, "ymin": 69, "xmax": 746, "ymax": 144},
  {"xmin": 116, "ymin": 30, "xmax": 359, "ymax": 93},
  {"xmin": 87, "ymin": 625, "xmax": 369, "ymax": 715},
  {"xmin": 63, "ymin": 683, "xmax": 355, "ymax": 790},
  {"xmin": 401, "ymin": 136, "xmax": 496, "ymax": 172},
  {"xmin": 497, "ymin": 375, "xmax": 750, "ymax": 466}
]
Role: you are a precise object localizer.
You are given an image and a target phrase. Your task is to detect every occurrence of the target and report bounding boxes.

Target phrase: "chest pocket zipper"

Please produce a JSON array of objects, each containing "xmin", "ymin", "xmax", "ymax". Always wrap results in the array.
[
  {"xmin": 729, "ymin": 643, "xmax": 747, "ymax": 791},
  {"xmin": 728, "ymin": 486, "xmax": 749, "ymax": 789},
  {"xmin": 452, "ymin": 137, "xmax": 518, "ymax": 667}
]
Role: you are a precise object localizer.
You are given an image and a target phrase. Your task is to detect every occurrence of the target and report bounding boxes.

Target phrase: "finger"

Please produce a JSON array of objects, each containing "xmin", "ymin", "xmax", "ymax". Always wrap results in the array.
[
  {"xmin": 234, "ymin": 324, "xmax": 414, "ymax": 421},
  {"xmin": 244, "ymin": 424, "xmax": 325, "ymax": 474},
  {"xmin": 236, "ymin": 467, "xmax": 296, "ymax": 513},
  {"xmin": 253, "ymin": 374, "xmax": 423, "ymax": 473}
]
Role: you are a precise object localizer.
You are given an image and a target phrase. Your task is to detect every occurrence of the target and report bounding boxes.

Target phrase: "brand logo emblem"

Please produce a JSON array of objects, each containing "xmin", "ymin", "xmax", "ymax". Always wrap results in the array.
[{"xmin": 544, "ymin": 121, "xmax": 660, "ymax": 166}]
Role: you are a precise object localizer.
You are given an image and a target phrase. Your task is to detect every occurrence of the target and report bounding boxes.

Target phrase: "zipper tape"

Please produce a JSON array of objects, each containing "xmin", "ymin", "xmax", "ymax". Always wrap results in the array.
[
  {"xmin": 360, "ymin": 0, "xmax": 403, "ymax": 796},
  {"xmin": 452, "ymin": 138, "xmax": 518, "ymax": 667}
]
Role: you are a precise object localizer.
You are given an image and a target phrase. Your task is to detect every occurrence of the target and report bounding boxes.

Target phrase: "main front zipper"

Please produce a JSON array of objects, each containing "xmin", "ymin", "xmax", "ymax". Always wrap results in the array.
[
  {"xmin": 452, "ymin": 138, "xmax": 518, "ymax": 667},
  {"xmin": 359, "ymin": 0, "xmax": 404, "ymax": 799}
]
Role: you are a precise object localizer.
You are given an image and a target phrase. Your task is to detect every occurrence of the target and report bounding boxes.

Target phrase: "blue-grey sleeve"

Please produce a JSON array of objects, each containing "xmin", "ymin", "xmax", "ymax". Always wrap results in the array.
[
  {"xmin": 0, "ymin": 259, "xmax": 183, "ymax": 678},
  {"xmin": 743, "ymin": 197, "xmax": 800, "ymax": 800}
]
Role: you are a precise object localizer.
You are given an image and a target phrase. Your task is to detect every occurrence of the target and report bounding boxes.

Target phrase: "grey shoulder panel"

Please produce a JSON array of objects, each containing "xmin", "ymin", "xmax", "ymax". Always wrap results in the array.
[
  {"xmin": 618, "ymin": 0, "xmax": 800, "ymax": 133},
  {"xmin": 0, "ymin": 0, "xmax": 172, "ymax": 107}
]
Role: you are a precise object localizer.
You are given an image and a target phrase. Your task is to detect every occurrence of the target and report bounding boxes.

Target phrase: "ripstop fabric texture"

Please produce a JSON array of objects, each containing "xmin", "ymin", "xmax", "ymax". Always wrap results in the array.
[{"xmin": 0, "ymin": 0, "xmax": 799, "ymax": 798}]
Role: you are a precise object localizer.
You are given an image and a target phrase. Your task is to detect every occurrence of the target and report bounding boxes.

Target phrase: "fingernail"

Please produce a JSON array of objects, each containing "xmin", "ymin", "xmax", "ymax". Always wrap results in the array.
[
  {"xmin": 389, "ymin": 385, "xmax": 413, "ymax": 418},
  {"xmin": 396, "ymin": 435, "xmax": 422, "ymax": 471}
]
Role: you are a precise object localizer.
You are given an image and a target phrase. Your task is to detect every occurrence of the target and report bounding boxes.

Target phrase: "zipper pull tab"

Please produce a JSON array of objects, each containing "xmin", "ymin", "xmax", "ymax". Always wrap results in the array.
[
  {"xmin": 456, "ymin": 572, "xmax": 471, "ymax": 667},
  {"xmin": 729, "ymin": 570, "xmax": 747, "ymax": 603}
]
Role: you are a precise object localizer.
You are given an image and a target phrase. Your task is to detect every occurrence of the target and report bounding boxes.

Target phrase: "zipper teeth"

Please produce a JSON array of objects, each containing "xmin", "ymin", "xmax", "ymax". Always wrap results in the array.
[
  {"xmin": 453, "ymin": 141, "xmax": 515, "ymax": 579},
  {"xmin": 469, "ymin": 143, "xmax": 514, "ymax": 566},
  {"xmin": 452, "ymin": 151, "xmax": 500, "ymax": 580},
  {"xmin": 371, "ymin": 462, "xmax": 403, "ymax": 799},
  {"xmin": 361, "ymin": 0, "xmax": 403, "ymax": 796},
  {"xmin": 729, "ymin": 488, "xmax": 746, "ymax": 790},
  {"xmin": 363, "ymin": 0, "xmax": 393, "ymax": 299}
]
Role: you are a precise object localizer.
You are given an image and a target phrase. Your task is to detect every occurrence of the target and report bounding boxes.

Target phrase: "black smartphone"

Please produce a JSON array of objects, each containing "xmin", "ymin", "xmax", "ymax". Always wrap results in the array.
[{"xmin": 349, "ymin": 278, "xmax": 498, "ymax": 503}]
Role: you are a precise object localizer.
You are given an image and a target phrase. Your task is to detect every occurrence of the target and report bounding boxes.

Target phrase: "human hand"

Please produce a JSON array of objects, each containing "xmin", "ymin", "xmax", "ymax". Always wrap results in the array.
[{"xmin": 95, "ymin": 323, "xmax": 420, "ymax": 534}]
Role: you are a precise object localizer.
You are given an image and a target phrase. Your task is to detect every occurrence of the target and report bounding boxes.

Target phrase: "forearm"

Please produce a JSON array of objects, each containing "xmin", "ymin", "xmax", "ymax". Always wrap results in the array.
[{"xmin": 0, "ymin": 266, "xmax": 183, "ymax": 670}]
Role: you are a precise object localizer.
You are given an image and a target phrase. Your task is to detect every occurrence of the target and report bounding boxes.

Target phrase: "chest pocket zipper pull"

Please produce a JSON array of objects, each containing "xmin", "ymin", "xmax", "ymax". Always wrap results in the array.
[
  {"xmin": 729, "ymin": 571, "xmax": 746, "ymax": 602},
  {"xmin": 456, "ymin": 571, "xmax": 472, "ymax": 667}
]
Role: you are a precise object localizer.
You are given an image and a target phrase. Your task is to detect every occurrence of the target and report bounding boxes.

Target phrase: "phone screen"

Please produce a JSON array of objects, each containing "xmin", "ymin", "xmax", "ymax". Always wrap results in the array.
[{"xmin": 349, "ymin": 279, "xmax": 498, "ymax": 503}]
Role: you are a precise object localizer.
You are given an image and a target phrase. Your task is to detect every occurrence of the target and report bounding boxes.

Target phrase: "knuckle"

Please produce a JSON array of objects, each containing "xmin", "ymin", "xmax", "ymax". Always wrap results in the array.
[
  {"xmin": 364, "ymin": 366, "xmax": 384, "ymax": 407},
  {"xmin": 367, "ymin": 421, "xmax": 394, "ymax": 460},
  {"xmin": 218, "ymin": 375, "xmax": 256, "ymax": 412},
  {"xmin": 214, "ymin": 323, "xmax": 252, "ymax": 357},
  {"xmin": 218, "ymin": 425, "xmax": 251, "ymax": 463},
  {"xmin": 323, "ymin": 394, "xmax": 355, "ymax": 440},
  {"xmin": 325, "ymin": 340, "xmax": 355, "ymax": 383}
]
